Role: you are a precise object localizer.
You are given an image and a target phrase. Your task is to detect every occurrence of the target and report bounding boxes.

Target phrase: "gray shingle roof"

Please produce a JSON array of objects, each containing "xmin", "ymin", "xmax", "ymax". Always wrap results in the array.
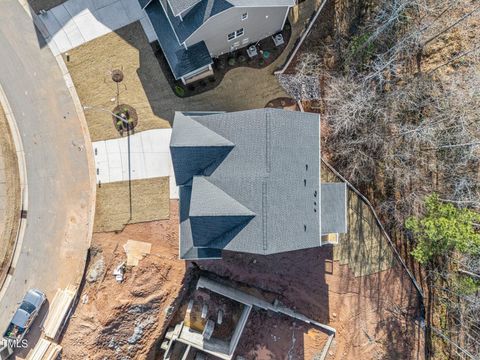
[
  {"xmin": 170, "ymin": 113, "xmax": 234, "ymax": 184},
  {"xmin": 145, "ymin": 0, "xmax": 213, "ymax": 79},
  {"xmin": 160, "ymin": 0, "xmax": 233, "ymax": 43},
  {"xmin": 167, "ymin": 0, "xmax": 202, "ymax": 16},
  {"xmin": 320, "ymin": 183, "xmax": 347, "ymax": 234},
  {"xmin": 168, "ymin": 0, "xmax": 295, "ymax": 15},
  {"xmin": 172, "ymin": 109, "xmax": 347, "ymax": 259}
]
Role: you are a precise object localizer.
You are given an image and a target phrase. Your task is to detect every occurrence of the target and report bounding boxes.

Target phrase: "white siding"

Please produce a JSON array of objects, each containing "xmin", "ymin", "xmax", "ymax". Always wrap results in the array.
[{"xmin": 185, "ymin": 6, "xmax": 289, "ymax": 57}]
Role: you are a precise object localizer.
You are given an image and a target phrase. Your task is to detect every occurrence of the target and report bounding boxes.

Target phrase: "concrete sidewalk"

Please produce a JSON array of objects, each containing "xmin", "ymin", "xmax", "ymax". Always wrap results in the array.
[
  {"xmin": 37, "ymin": 0, "xmax": 156, "ymax": 55},
  {"xmin": 93, "ymin": 129, "xmax": 178, "ymax": 199}
]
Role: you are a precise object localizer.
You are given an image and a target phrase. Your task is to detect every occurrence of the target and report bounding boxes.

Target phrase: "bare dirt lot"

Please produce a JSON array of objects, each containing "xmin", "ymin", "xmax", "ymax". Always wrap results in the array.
[
  {"xmin": 0, "ymin": 104, "xmax": 20, "ymax": 289},
  {"xmin": 61, "ymin": 201, "xmax": 189, "ymax": 360},
  {"xmin": 235, "ymin": 309, "xmax": 329, "ymax": 359}
]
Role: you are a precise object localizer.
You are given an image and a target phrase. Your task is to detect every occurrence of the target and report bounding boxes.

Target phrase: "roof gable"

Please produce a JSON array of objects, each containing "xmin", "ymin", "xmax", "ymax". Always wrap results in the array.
[
  {"xmin": 167, "ymin": 0, "xmax": 202, "ymax": 16},
  {"xmin": 190, "ymin": 177, "xmax": 255, "ymax": 217},
  {"xmin": 190, "ymin": 177, "xmax": 255, "ymax": 247},
  {"xmin": 161, "ymin": 0, "xmax": 233, "ymax": 43},
  {"xmin": 170, "ymin": 114, "xmax": 234, "ymax": 185}
]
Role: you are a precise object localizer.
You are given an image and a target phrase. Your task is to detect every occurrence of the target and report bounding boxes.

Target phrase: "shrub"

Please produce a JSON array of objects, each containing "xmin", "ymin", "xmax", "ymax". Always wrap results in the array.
[
  {"xmin": 238, "ymin": 55, "xmax": 246, "ymax": 63},
  {"xmin": 258, "ymin": 58, "xmax": 265, "ymax": 66},
  {"xmin": 228, "ymin": 57, "xmax": 236, "ymax": 66},
  {"xmin": 174, "ymin": 85, "xmax": 185, "ymax": 97}
]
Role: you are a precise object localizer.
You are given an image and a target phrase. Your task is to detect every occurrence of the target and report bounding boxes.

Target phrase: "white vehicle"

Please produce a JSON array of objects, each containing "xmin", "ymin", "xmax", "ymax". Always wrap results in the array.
[{"xmin": 3, "ymin": 289, "xmax": 46, "ymax": 342}]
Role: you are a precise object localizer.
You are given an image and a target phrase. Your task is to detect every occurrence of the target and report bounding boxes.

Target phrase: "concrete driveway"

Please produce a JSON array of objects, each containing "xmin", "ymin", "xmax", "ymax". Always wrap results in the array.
[
  {"xmin": 93, "ymin": 128, "xmax": 178, "ymax": 198},
  {"xmin": 38, "ymin": 0, "xmax": 156, "ymax": 55},
  {"xmin": 0, "ymin": 0, "xmax": 94, "ymax": 353}
]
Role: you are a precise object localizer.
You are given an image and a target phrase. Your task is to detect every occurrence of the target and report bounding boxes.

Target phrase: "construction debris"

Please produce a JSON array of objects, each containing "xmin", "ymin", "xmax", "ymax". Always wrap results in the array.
[
  {"xmin": 86, "ymin": 257, "xmax": 105, "ymax": 283},
  {"xmin": 123, "ymin": 239, "xmax": 152, "ymax": 266},
  {"xmin": 112, "ymin": 262, "xmax": 125, "ymax": 283}
]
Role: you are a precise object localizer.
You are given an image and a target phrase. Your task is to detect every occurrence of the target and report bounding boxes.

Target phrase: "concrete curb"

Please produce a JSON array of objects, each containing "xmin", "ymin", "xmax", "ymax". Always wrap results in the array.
[
  {"xmin": 0, "ymin": 84, "xmax": 28, "ymax": 300},
  {"xmin": 17, "ymin": 0, "xmax": 97, "ymax": 260}
]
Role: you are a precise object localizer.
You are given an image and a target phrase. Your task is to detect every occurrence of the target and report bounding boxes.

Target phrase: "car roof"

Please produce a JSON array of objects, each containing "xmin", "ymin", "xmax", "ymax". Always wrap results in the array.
[
  {"xmin": 11, "ymin": 309, "xmax": 30, "ymax": 328},
  {"xmin": 23, "ymin": 289, "xmax": 45, "ymax": 309}
]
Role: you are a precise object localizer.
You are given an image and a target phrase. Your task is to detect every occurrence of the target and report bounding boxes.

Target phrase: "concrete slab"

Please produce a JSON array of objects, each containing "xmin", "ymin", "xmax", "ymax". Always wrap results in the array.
[
  {"xmin": 95, "ymin": 1, "xmax": 130, "ymax": 30},
  {"xmin": 120, "ymin": 0, "xmax": 144, "ymax": 22},
  {"xmin": 92, "ymin": 129, "xmax": 178, "ymax": 199},
  {"xmin": 50, "ymin": 5, "xmax": 71, "ymax": 26},
  {"xmin": 73, "ymin": 12, "xmax": 110, "ymax": 43},
  {"xmin": 39, "ymin": 0, "xmax": 156, "ymax": 54},
  {"xmin": 140, "ymin": 15, "xmax": 157, "ymax": 42},
  {"xmin": 63, "ymin": 0, "xmax": 93, "ymax": 16}
]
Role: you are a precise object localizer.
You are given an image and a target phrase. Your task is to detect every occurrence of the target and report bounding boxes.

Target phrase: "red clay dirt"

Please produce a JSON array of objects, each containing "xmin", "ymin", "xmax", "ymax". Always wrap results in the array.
[
  {"xmin": 197, "ymin": 249, "xmax": 424, "ymax": 360},
  {"xmin": 60, "ymin": 201, "xmax": 190, "ymax": 360},
  {"xmin": 60, "ymin": 200, "xmax": 423, "ymax": 360}
]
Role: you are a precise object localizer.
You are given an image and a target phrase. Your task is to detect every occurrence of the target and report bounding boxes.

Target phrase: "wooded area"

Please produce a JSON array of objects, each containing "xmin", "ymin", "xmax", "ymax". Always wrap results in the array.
[{"xmin": 279, "ymin": 0, "xmax": 480, "ymax": 358}]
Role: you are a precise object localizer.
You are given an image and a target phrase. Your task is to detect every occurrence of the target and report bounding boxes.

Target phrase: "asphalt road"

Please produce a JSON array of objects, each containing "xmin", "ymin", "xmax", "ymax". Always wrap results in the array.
[{"xmin": 0, "ymin": 0, "xmax": 93, "ymax": 348}]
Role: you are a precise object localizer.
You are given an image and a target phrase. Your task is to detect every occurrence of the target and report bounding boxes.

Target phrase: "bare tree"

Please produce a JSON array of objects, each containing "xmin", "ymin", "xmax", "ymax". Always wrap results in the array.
[{"xmin": 277, "ymin": 53, "xmax": 323, "ymax": 101}]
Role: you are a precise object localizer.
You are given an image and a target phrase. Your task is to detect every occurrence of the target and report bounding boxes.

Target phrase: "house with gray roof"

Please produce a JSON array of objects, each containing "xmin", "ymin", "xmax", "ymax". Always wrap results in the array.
[
  {"xmin": 139, "ymin": 0, "xmax": 295, "ymax": 84},
  {"xmin": 170, "ymin": 109, "xmax": 348, "ymax": 260}
]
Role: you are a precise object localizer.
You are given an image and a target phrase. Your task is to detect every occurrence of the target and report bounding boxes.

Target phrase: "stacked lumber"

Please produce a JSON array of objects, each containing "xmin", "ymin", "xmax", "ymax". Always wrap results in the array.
[
  {"xmin": 26, "ymin": 339, "xmax": 61, "ymax": 360},
  {"xmin": 42, "ymin": 285, "xmax": 76, "ymax": 340}
]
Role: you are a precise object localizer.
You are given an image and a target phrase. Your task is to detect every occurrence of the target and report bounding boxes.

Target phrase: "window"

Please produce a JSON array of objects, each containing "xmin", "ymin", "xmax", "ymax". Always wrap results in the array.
[
  {"xmin": 227, "ymin": 28, "xmax": 244, "ymax": 41},
  {"xmin": 241, "ymin": 12, "xmax": 248, "ymax": 20}
]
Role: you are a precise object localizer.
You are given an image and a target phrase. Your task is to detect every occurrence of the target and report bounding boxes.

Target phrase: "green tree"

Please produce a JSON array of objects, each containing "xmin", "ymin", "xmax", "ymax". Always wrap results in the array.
[{"xmin": 405, "ymin": 194, "xmax": 480, "ymax": 264}]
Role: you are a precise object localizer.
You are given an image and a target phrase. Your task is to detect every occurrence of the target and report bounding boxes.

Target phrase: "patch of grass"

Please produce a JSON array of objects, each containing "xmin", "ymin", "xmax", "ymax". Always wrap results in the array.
[
  {"xmin": 94, "ymin": 177, "xmax": 169, "ymax": 233},
  {"xmin": 64, "ymin": 21, "xmax": 171, "ymax": 142}
]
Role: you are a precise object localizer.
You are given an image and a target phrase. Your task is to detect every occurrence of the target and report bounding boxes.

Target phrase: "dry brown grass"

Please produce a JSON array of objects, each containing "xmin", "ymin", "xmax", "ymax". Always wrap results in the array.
[
  {"xmin": 0, "ymin": 104, "xmax": 21, "ymax": 286},
  {"xmin": 321, "ymin": 163, "xmax": 394, "ymax": 276},
  {"xmin": 65, "ymin": 21, "xmax": 171, "ymax": 142},
  {"xmin": 93, "ymin": 177, "xmax": 169, "ymax": 233}
]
